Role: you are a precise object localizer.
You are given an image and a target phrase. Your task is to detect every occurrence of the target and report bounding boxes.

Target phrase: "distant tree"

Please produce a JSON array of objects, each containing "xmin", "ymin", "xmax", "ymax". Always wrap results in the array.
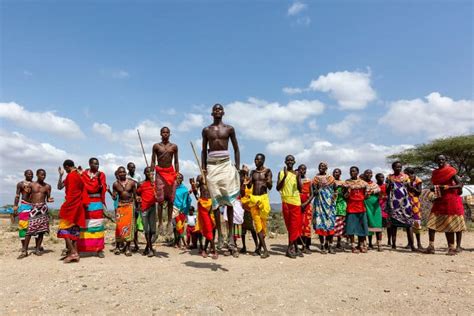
[{"xmin": 388, "ymin": 135, "xmax": 474, "ymax": 184}]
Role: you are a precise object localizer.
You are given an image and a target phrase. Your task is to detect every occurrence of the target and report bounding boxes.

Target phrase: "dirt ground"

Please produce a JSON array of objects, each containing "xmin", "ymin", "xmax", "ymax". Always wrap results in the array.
[{"xmin": 0, "ymin": 219, "xmax": 473, "ymax": 315}]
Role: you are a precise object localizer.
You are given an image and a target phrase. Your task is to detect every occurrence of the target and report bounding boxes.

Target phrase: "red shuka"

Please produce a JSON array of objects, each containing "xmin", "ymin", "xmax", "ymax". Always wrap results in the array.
[
  {"xmin": 431, "ymin": 165, "xmax": 463, "ymax": 216},
  {"xmin": 59, "ymin": 170, "xmax": 86, "ymax": 228}
]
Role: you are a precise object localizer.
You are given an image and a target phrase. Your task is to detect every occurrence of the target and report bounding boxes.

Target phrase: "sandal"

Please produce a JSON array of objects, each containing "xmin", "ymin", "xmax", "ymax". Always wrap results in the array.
[
  {"xmin": 147, "ymin": 249, "xmax": 155, "ymax": 258},
  {"xmin": 286, "ymin": 251, "xmax": 296, "ymax": 259},
  {"xmin": 351, "ymin": 247, "xmax": 360, "ymax": 254},
  {"xmin": 125, "ymin": 249, "xmax": 132, "ymax": 257},
  {"xmin": 17, "ymin": 250, "xmax": 28, "ymax": 259},
  {"xmin": 211, "ymin": 252, "xmax": 218, "ymax": 260},
  {"xmin": 446, "ymin": 248, "xmax": 457, "ymax": 256},
  {"xmin": 201, "ymin": 251, "xmax": 208, "ymax": 258},
  {"xmin": 64, "ymin": 253, "xmax": 80, "ymax": 263},
  {"xmin": 114, "ymin": 248, "xmax": 121, "ymax": 255},
  {"xmin": 424, "ymin": 245, "xmax": 435, "ymax": 254},
  {"xmin": 260, "ymin": 252, "xmax": 270, "ymax": 259}
]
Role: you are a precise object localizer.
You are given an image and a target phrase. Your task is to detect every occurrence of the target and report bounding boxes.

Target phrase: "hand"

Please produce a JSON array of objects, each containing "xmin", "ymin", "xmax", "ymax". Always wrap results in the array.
[
  {"xmin": 243, "ymin": 176, "xmax": 251, "ymax": 186},
  {"xmin": 47, "ymin": 197, "xmax": 55, "ymax": 203},
  {"xmin": 242, "ymin": 164, "xmax": 249, "ymax": 174},
  {"xmin": 189, "ymin": 177, "xmax": 195, "ymax": 185},
  {"xmin": 13, "ymin": 205, "xmax": 18, "ymax": 212},
  {"xmin": 203, "ymin": 169, "xmax": 208, "ymax": 177},
  {"xmin": 284, "ymin": 166, "xmax": 288, "ymax": 177},
  {"xmin": 136, "ymin": 196, "xmax": 142, "ymax": 203},
  {"xmin": 58, "ymin": 167, "xmax": 64, "ymax": 176},
  {"xmin": 77, "ymin": 166, "xmax": 83, "ymax": 174}
]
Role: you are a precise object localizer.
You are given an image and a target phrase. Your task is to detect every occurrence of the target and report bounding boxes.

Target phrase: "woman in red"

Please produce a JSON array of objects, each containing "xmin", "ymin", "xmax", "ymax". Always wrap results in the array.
[
  {"xmin": 344, "ymin": 166, "xmax": 368, "ymax": 253},
  {"xmin": 426, "ymin": 154, "xmax": 465, "ymax": 255}
]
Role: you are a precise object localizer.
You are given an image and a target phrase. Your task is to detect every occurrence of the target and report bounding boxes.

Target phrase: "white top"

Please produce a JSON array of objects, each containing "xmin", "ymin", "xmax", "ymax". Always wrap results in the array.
[{"xmin": 187, "ymin": 215, "xmax": 196, "ymax": 226}]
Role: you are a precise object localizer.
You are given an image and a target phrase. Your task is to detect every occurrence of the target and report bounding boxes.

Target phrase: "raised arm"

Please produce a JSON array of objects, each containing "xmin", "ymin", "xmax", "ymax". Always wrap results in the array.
[
  {"xmin": 276, "ymin": 169, "xmax": 287, "ymax": 191},
  {"xmin": 229, "ymin": 126, "xmax": 240, "ymax": 169},
  {"xmin": 57, "ymin": 167, "xmax": 65, "ymax": 190},
  {"xmin": 13, "ymin": 182, "xmax": 22, "ymax": 211}
]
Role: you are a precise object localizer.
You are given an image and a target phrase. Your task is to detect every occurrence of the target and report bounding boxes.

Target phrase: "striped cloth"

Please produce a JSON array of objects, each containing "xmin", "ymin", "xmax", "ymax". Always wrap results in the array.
[
  {"xmin": 18, "ymin": 200, "xmax": 32, "ymax": 240},
  {"xmin": 77, "ymin": 195, "xmax": 105, "ymax": 252},
  {"xmin": 426, "ymin": 213, "xmax": 466, "ymax": 233}
]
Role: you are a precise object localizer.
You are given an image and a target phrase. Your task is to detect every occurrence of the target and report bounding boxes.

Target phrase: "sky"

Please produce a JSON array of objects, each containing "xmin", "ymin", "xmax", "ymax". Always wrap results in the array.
[{"xmin": 1, "ymin": 0, "xmax": 473, "ymax": 206}]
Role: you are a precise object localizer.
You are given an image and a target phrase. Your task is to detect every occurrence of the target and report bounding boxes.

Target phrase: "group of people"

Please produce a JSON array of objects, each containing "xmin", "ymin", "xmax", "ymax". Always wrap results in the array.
[{"xmin": 12, "ymin": 104, "xmax": 467, "ymax": 262}]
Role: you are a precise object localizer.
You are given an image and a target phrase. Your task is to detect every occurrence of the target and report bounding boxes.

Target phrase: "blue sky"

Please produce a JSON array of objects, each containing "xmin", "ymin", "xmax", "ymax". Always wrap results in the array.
[{"xmin": 1, "ymin": 0, "xmax": 473, "ymax": 206}]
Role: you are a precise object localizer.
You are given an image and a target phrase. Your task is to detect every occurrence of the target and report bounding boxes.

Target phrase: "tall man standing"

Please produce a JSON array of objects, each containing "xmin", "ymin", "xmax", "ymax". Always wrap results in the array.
[
  {"xmin": 201, "ymin": 104, "xmax": 241, "ymax": 255},
  {"xmin": 57, "ymin": 160, "xmax": 86, "ymax": 263},
  {"xmin": 13, "ymin": 169, "xmax": 34, "ymax": 250},
  {"xmin": 151, "ymin": 127, "xmax": 179, "ymax": 237}
]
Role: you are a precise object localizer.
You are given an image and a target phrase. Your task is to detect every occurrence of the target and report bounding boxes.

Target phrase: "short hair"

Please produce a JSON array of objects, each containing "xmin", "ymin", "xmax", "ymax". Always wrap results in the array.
[
  {"xmin": 285, "ymin": 155, "xmax": 295, "ymax": 161},
  {"xmin": 63, "ymin": 159, "xmax": 75, "ymax": 168},
  {"xmin": 117, "ymin": 166, "xmax": 126, "ymax": 172},
  {"xmin": 127, "ymin": 162, "xmax": 135, "ymax": 168},
  {"xmin": 404, "ymin": 167, "xmax": 415, "ymax": 175},
  {"xmin": 255, "ymin": 153, "xmax": 266, "ymax": 160},
  {"xmin": 333, "ymin": 168, "xmax": 341, "ymax": 173},
  {"xmin": 435, "ymin": 154, "xmax": 445, "ymax": 161},
  {"xmin": 212, "ymin": 103, "xmax": 223, "ymax": 110},
  {"xmin": 391, "ymin": 161, "xmax": 402, "ymax": 169},
  {"xmin": 375, "ymin": 173, "xmax": 384, "ymax": 178},
  {"xmin": 36, "ymin": 169, "xmax": 46, "ymax": 175},
  {"xmin": 143, "ymin": 167, "xmax": 151, "ymax": 174},
  {"xmin": 89, "ymin": 157, "xmax": 99, "ymax": 164},
  {"xmin": 161, "ymin": 126, "xmax": 170, "ymax": 133},
  {"xmin": 24, "ymin": 169, "xmax": 33, "ymax": 175},
  {"xmin": 297, "ymin": 164, "xmax": 306, "ymax": 170},
  {"xmin": 350, "ymin": 166, "xmax": 359, "ymax": 172}
]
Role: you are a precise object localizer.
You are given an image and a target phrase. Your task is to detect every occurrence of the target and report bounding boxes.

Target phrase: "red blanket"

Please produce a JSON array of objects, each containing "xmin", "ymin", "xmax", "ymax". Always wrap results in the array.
[
  {"xmin": 282, "ymin": 202, "xmax": 302, "ymax": 243},
  {"xmin": 81, "ymin": 170, "xmax": 107, "ymax": 205},
  {"xmin": 59, "ymin": 170, "xmax": 86, "ymax": 228},
  {"xmin": 431, "ymin": 165, "xmax": 463, "ymax": 215}
]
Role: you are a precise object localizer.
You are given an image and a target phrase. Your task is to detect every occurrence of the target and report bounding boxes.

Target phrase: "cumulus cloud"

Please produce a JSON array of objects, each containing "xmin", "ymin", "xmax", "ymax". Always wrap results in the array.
[
  {"xmin": 177, "ymin": 113, "xmax": 205, "ymax": 132},
  {"xmin": 288, "ymin": 2, "xmax": 307, "ymax": 16},
  {"xmin": 326, "ymin": 114, "xmax": 361, "ymax": 138},
  {"xmin": 379, "ymin": 92, "xmax": 474, "ymax": 139},
  {"xmin": 309, "ymin": 70, "xmax": 376, "ymax": 109},
  {"xmin": 294, "ymin": 140, "xmax": 413, "ymax": 178},
  {"xmin": 265, "ymin": 138, "xmax": 305, "ymax": 156},
  {"xmin": 0, "ymin": 102, "xmax": 84, "ymax": 139},
  {"xmin": 0, "ymin": 129, "xmax": 74, "ymax": 206},
  {"xmin": 282, "ymin": 87, "xmax": 304, "ymax": 95},
  {"xmin": 224, "ymin": 97, "xmax": 325, "ymax": 142}
]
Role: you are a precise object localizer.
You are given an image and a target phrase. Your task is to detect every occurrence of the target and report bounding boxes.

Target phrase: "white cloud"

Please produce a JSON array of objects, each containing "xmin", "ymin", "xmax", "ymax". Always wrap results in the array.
[
  {"xmin": 23, "ymin": 70, "xmax": 33, "ymax": 77},
  {"xmin": 379, "ymin": 92, "xmax": 474, "ymax": 139},
  {"xmin": 308, "ymin": 119, "xmax": 318, "ymax": 130},
  {"xmin": 309, "ymin": 70, "xmax": 376, "ymax": 110},
  {"xmin": 224, "ymin": 98, "xmax": 325, "ymax": 142},
  {"xmin": 92, "ymin": 119, "xmax": 174, "ymax": 153},
  {"xmin": 282, "ymin": 87, "xmax": 304, "ymax": 94},
  {"xmin": 265, "ymin": 138, "xmax": 305, "ymax": 156},
  {"xmin": 295, "ymin": 140, "xmax": 413, "ymax": 178},
  {"xmin": 0, "ymin": 129, "xmax": 75, "ymax": 205},
  {"xmin": 177, "ymin": 113, "xmax": 205, "ymax": 132},
  {"xmin": 288, "ymin": 2, "xmax": 307, "ymax": 16},
  {"xmin": 0, "ymin": 102, "xmax": 84, "ymax": 139},
  {"xmin": 326, "ymin": 114, "xmax": 361, "ymax": 138}
]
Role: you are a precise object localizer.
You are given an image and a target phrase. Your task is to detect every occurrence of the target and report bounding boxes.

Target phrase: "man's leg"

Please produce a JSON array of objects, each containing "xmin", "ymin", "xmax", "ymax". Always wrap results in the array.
[
  {"xmin": 406, "ymin": 227, "xmax": 415, "ymax": 251},
  {"xmin": 391, "ymin": 227, "xmax": 397, "ymax": 249},
  {"xmin": 157, "ymin": 203, "xmax": 164, "ymax": 236},
  {"xmin": 226, "ymin": 206, "xmax": 235, "ymax": 248},
  {"xmin": 455, "ymin": 231, "xmax": 462, "ymax": 252},
  {"xmin": 240, "ymin": 228, "xmax": 247, "ymax": 253},
  {"xmin": 18, "ymin": 235, "xmax": 31, "ymax": 259},
  {"xmin": 215, "ymin": 210, "xmax": 223, "ymax": 250},
  {"xmin": 166, "ymin": 201, "xmax": 173, "ymax": 236},
  {"xmin": 425, "ymin": 229, "xmax": 436, "ymax": 254},
  {"xmin": 35, "ymin": 233, "xmax": 44, "ymax": 255},
  {"xmin": 445, "ymin": 232, "xmax": 456, "ymax": 255},
  {"xmin": 258, "ymin": 231, "xmax": 269, "ymax": 258}
]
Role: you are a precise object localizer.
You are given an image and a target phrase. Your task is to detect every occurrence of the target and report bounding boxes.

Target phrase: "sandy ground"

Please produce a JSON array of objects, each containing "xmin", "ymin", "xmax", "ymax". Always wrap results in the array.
[{"xmin": 0, "ymin": 219, "xmax": 473, "ymax": 315}]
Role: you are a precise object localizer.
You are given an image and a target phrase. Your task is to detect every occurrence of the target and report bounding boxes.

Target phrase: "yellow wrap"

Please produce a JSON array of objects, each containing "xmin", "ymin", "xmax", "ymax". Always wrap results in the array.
[{"xmin": 248, "ymin": 193, "xmax": 271, "ymax": 234}]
